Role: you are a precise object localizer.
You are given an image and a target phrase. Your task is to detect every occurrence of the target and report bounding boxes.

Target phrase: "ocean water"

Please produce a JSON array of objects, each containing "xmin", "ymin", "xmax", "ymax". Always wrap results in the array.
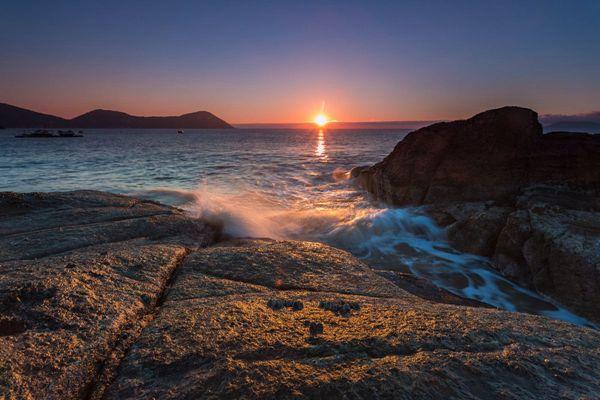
[{"xmin": 0, "ymin": 128, "xmax": 592, "ymax": 326}]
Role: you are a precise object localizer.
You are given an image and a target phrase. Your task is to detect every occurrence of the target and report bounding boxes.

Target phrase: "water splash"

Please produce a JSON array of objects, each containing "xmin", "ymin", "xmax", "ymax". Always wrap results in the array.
[{"xmin": 141, "ymin": 174, "xmax": 593, "ymax": 328}]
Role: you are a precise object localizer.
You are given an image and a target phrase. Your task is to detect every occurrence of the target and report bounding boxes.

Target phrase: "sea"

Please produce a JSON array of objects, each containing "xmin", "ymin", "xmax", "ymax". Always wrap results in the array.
[{"xmin": 0, "ymin": 127, "xmax": 592, "ymax": 327}]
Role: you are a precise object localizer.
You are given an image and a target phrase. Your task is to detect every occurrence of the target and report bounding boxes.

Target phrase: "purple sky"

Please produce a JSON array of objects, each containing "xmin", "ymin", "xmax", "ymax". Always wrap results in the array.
[{"xmin": 1, "ymin": 0, "xmax": 599, "ymax": 123}]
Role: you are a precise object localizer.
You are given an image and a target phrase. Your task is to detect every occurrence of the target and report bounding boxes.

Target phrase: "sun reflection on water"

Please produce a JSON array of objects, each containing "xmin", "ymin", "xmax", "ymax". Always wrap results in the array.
[{"xmin": 315, "ymin": 129, "xmax": 327, "ymax": 161}]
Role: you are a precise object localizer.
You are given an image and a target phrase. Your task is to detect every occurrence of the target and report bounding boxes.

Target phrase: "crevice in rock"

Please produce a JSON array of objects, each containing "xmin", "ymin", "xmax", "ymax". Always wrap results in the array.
[
  {"xmin": 2, "ymin": 229, "xmax": 191, "ymax": 262},
  {"xmin": 488, "ymin": 207, "xmax": 515, "ymax": 260},
  {"xmin": 232, "ymin": 339, "xmax": 507, "ymax": 364},
  {"xmin": 193, "ymin": 269, "xmax": 400, "ymax": 299},
  {"xmin": 81, "ymin": 248, "xmax": 192, "ymax": 400}
]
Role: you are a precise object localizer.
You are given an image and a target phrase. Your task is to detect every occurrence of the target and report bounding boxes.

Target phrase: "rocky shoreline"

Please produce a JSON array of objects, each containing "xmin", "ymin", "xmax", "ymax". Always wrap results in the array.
[
  {"xmin": 1, "ymin": 190, "xmax": 599, "ymax": 399},
  {"xmin": 356, "ymin": 107, "xmax": 600, "ymax": 323}
]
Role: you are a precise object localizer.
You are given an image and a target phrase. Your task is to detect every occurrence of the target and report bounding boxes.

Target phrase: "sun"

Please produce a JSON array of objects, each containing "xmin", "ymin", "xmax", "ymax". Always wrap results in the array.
[{"xmin": 314, "ymin": 113, "xmax": 329, "ymax": 127}]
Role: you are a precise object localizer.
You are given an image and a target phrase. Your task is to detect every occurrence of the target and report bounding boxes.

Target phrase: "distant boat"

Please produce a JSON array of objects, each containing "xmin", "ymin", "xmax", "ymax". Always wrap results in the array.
[
  {"xmin": 15, "ymin": 129, "xmax": 83, "ymax": 138},
  {"xmin": 15, "ymin": 129, "xmax": 54, "ymax": 138},
  {"xmin": 57, "ymin": 130, "xmax": 83, "ymax": 137},
  {"xmin": 177, "ymin": 129, "xmax": 184, "ymax": 134}
]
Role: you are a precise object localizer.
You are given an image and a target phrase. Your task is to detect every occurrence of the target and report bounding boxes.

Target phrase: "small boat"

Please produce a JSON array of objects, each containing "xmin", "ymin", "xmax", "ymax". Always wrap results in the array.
[
  {"xmin": 177, "ymin": 130, "xmax": 184, "ymax": 134},
  {"xmin": 15, "ymin": 129, "xmax": 55, "ymax": 138},
  {"xmin": 57, "ymin": 130, "xmax": 83, "ymax": 137},
  {"xmin": 15, "ymin": 129, "xmax": 83, "ymax": 138}
]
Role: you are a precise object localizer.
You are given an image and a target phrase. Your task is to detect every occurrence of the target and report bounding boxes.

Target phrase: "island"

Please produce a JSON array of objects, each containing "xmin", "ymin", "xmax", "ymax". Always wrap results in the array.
[{"xmin": 0, "ymin": 103, "xmax": 233, "ymax": 129}]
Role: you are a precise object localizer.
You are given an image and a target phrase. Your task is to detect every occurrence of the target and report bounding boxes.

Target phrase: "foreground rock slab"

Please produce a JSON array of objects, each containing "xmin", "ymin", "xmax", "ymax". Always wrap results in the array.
[
  {"xmin": 0, "ymin": 191, "xmax": 215, "ymax": 399},
  {"xmin": 104, "ymin": 240, "xmax": 600, "ymax": 400},
  {"xmin": 1, "ymin": 192, "xmax": 599, "ymax": 399}
]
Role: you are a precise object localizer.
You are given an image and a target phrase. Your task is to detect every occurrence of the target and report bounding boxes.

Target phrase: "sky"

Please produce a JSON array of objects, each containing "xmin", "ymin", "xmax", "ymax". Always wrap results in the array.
[{"xmin": 1, "ymin": 0, "xmax": 600, "ymax": 123}]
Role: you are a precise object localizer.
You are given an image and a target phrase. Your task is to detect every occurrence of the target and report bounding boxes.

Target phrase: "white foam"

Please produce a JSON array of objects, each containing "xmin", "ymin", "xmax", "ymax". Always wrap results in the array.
[{"xmin": 140, "ymin": 177, "xmax": 595, "ymax": 328}]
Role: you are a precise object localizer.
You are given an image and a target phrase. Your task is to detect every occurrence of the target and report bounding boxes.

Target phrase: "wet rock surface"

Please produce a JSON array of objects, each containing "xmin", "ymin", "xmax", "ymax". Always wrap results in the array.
[
  {"xmin": 1, "ymin": 191, "xmax": 599, "ymax": 399},
  {"xmin": 357, "ymin": 107, "xmax": 600, "ymax": 322}
]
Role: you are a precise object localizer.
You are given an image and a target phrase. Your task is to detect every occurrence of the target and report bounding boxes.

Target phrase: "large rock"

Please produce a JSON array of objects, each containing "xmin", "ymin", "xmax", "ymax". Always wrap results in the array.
[
  {"xmin": 496, "ymin": 187, "xmax": 600, "ymax": 320},
  {"xmin": 1, "ymin": 191, "xmax": 599, "ymax": 399},
  {"xmin": 357, "ymin": 107, "xmax": 600, "ymax": 322},
  {"xmin": 0, "ymin": 191, "xmax": 213, "ymax": 261},
  {"xmin": 424, "ymin": 187, "xmax": 600, "ymax": 322},
  {"xmin": 358, "ymin": 106, "xmax": 600, "ymax": 205}
]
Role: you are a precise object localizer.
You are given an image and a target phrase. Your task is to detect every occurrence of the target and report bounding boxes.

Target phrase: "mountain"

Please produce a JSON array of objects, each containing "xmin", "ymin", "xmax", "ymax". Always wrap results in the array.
[
  {"xmin": 0, "ymin": 103, "xmax": 68, "ymax": 128},
  {"xmin": 540, "ymin": 111, "xmax": 600, "ymax": 124},
  {"xmin": 543, "ymin": 120, "xmax": 600, "ymax": 133},
  {"xmin": 540, "ymin": 111, "xmax": 600, "ymax": 133},
  {"xmin": 69, "ymin": 109, "xmax": 233, "ymax": 129},
  {"xmin": 0, "ymin": 103, "xmax": 233, "ymax": 129}
]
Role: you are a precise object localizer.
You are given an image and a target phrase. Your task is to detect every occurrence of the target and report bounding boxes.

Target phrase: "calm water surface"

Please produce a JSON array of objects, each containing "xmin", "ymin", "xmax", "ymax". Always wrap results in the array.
[{"xmin": 0, "ymin": 128, "xmax": 592, "ymax": 326}]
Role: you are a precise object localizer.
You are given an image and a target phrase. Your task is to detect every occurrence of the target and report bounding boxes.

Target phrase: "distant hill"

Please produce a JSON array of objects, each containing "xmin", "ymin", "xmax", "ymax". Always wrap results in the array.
[
  {"xmin": 540, "ymin": 111, "xmax": 600, "ymax": 133},
  {"xmin": 0, "ymin": 103, "xmax": 233, "ymax": 129},
  {"xmin": 543, "ymin": 121, "xmax": 600, "ymax": 133},
  {"xmin": 0, "ymin": 103, "xmax": 67, "ymax": 128}
]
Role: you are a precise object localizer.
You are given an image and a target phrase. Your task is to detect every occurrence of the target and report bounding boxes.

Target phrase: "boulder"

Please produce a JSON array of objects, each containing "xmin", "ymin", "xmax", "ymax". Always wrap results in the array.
[
  {"xmin": 432, "ymin": 188, "xmax": 600, "ymax": 322},
  {"xmin": 357, "ymin": 107, "xmax": 600, "ymax": 322},
  {"xmin": 358, "ymin": 106, "xmax": 600, "ymax": 205}
]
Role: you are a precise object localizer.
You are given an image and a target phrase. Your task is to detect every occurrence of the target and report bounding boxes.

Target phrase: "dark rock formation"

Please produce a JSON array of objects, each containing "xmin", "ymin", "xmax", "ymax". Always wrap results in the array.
[
  {"xmin": 358, "ymin": 106, "xmax": 599, "ymax": 204},
  {"xmin": 0, "ymin": 103, "xmax": 67, "ymax": 128},
  {"xmin": 0, "ymin": 102, "xmax": 233, "ymax": 129},
  {"xmin": 357, "ymin": 106, "xmax": 600, "ymax": 321},
  {"xmin": 1, "ymin": 191, "xmax": 599, "ymax": 399},
  {"xmin": 306, "ymin": 321, "xmax": 324, "ymax": 336}
]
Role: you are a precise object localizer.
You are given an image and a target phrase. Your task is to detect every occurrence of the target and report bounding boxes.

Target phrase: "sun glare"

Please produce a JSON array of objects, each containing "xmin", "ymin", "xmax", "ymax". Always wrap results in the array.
[{"xmin": 314, "ymin": 114, "xmax": 329, "ymax": 127}]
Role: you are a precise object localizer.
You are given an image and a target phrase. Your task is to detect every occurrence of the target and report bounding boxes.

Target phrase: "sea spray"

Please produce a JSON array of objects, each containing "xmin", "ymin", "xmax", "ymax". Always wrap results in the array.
[{"xmin": 141, "ymin": 175, "xmax": 594, "ymax": 327}]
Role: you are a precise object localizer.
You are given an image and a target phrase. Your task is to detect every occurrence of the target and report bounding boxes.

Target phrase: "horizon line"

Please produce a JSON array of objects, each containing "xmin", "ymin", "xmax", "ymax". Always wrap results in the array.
[{"xmin": 4, "ymin": 101, "xmax": 600, "ymax": 126}]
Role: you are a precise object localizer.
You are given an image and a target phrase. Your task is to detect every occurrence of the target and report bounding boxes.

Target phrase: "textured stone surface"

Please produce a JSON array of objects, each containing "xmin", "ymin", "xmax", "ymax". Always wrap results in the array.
[
  {"xmin": 1, "ymin": 192, "xmax": 599, "ymax": 399},
  {"xmin": 104, "ymin": 239, "xmax": 600, "ymax": 400},
  {"xmin": 424, "ymin": 187, "xmax": 600, "ymax": 322},
  {"xmin": 0, "ymin": 241, "xmax": 188, "ymax": 399},
  {"xmin": 0, "ymin": 191, "xmax": 216, "ymax": 399}
]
